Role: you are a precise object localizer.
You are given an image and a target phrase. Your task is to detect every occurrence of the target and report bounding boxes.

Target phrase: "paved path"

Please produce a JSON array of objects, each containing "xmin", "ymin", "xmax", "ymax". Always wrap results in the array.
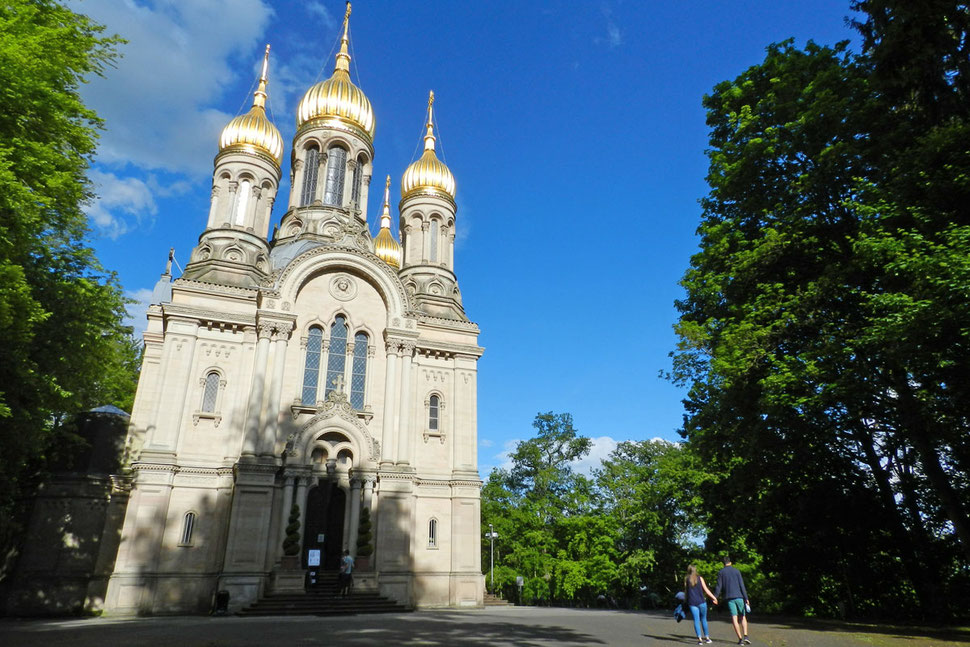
[{"xmin": 1, "ymin": 607, "xmax": 967, "ymax": 647}]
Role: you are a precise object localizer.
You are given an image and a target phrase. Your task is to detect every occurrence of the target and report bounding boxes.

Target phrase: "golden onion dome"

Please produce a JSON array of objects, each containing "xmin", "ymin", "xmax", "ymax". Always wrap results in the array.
[
  {"xmin": 296, "ymin": 3, "xmax": 375, "ymax": 141},
  {"xmin": 401, "ymin": 91, "xmax": 456, "ymax": 201},
  {"xmin": 374, "ymin": 175, "xmax": 402, "ymax": 268},
  {"xmin": 219, "ymin": 45, "xmax": 283, "ymax": 166}
]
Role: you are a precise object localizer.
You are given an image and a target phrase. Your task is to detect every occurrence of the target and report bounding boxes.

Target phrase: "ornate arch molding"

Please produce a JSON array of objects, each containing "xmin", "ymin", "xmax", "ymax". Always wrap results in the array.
[
  {"xmin": 269, "ymin": 246, "xmax": 413, "ymax": 321},
  {"xmin": 287, "ymin": 395, "xmax": 381, "ymax": 467}
]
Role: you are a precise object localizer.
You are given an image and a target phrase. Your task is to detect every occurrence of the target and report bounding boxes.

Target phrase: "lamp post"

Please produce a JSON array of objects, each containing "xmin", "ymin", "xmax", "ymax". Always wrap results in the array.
[{"xmin": 485, "ymin": 523, "xmax": 499, "ymax": 591}]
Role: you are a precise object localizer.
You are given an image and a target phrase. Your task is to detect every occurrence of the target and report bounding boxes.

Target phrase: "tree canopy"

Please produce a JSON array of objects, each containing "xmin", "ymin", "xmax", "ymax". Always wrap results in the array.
[
  {"xmin": 671, "ymin": 0, "xmax": 970, "ymax": 620},
  {"xmin": 0, "ymin": 0, "xmax": 137, "ymax": 560},
  {"xmin": 482, "ymin": 412, "xmax": 706, "ymax": 607}
]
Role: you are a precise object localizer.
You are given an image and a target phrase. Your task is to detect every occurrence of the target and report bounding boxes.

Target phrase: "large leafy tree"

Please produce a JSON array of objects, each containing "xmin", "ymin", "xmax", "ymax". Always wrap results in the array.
[
  {"xmin": 595, "ymin": 439, "xmax": 711, "ymax": 604},
  {"xmin": 482, "ymin": 413, "xmax": 614, "ymax": 604},
  {"xmin": 0, "ymin": 1, "xmax": 135, "ymax": 561},
  {"xmin": 671, "ymin": 1, "xmax": 970, "ymax": 620}
]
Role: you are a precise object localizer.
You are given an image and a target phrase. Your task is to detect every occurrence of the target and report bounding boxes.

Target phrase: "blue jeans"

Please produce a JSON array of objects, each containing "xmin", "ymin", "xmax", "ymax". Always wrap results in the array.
[{"xmin": 689, "ymin": 602, "xmax": 709, "ymax": 638}]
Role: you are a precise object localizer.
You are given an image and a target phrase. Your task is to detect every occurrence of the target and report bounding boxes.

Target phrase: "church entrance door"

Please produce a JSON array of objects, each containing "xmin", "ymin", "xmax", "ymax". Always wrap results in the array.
[{"xmin": 302, "ymin": 482, "xmax": 346, "ymax": 571}]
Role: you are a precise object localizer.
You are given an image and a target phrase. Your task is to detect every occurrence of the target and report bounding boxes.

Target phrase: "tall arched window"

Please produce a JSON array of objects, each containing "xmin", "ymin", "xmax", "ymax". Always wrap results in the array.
[
  {"xmin": 429, "ymin": 394, "xmax": 440, "ymax": 431},
  {"xmin": 301, "ymin": 146, "xmax": 319, "ymax": 206},
  {"xmin": 234, "ymin": 179, "xmax": 251, "ymax": 225},
  {"xmin": 201, "ymin": 371, "xmax": 220, "ymax": 412},
  {"xmin": 325, "ymin": 316, "xmax": 347, "ymax": 397},
  {"xmin": 302, "ymin": 326, "xmax": 323, "ymax": 405},
  {"xmin": 430, "ymin": 219, "xmax": 439, "ymax": 262},
  {"xmin": 350, "ymin": 331, "xmax": 368, "ymax": 410},
  {"xmin": 180, "ymin": 511, "xmax": 196, "ymax": 546},
  {"xmin": 350, "ymin": 155, "xmax": 365, "ymax": 208},
  {"xmin": 428, "ymin": 518, "xmax": 438, "ymax": 548},
  {"xmin": 323, "ymin": 146, "xmax": 347, "ymax": 206}
]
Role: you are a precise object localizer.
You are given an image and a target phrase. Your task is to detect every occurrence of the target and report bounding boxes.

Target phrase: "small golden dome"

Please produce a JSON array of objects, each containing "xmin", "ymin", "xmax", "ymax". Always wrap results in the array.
[
  {"xmin": 296, "ymin": 3, "xmax": 375, "ymax": 141},
  {"xmin": 401, "ymin": 91, "xmax": 455, "ymax": 201},
  {"xmin": 219, "ymin": 45, "xmax": 283, "ymax": 166},
  {"xmin": 374, "ymin": 175, "xmax": 402, "ymax": 268}
]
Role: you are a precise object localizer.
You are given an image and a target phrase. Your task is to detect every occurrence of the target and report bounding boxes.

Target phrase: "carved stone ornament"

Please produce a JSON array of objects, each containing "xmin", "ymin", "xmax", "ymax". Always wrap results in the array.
[
  {"xmin": 329, "ymin": 273, "xmax": 358, "ymax": 302},
  {"xmin": 286, "ymin": 392, "xmax": 381, "ymax": 463}
]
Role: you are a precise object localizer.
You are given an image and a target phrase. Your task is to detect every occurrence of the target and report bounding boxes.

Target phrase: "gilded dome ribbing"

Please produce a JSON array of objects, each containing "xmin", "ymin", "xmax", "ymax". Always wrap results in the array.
[
  {"xmin": 296, "ymin": 3, "xmax": 375, "ymax": 141},
  {"xmin": 401, "ymin": 91, "xmax": 456, "ymax": 201},
  {"xmin": 374, "ymin": 175, "xmax": 402, "ymax": 268},
  {"xmin": 219, "ymin": 45, "xmax": 283, "ymax": 166}
]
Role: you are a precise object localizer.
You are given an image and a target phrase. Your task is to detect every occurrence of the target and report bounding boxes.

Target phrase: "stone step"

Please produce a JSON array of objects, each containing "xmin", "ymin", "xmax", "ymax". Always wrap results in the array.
[
  {"xmin": 239, "ymin": 589, "xmax": 409, "ymax": 617},
  {"xmin": 483, "ymin": 593, "xmax": 512, "ymax": 606}
]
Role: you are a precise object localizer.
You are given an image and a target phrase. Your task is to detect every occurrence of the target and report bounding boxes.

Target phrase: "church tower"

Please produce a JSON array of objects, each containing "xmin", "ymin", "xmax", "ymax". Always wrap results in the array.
[
  {"xmin": 399, "ymin": 92, "xmax": 465, "ymax": 320},
  {"xmin": 277, "ymin": 3, "xmax": 374, "ymax": 245},
  {"xmin": 182, "ymin": 45, "xmax": 282, "ymax": 287}
]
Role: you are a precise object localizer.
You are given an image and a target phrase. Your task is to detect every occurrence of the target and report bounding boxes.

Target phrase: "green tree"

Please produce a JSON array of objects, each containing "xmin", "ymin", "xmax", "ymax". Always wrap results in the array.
[
  {"xmin": 356, "ymin": 507, "xmax": 373, "ymax": 557},
  {"xmin": 482, "ymin": 412, "xmax": 608, "ymax": 605},
  {"xmin": 670, "ymin": 1, "xmax": 970, "ymax": 620},
  {"xmin": 282, "ymin": 504, "xmax": 301, "ymax": 557},
  {"xmin": 595, "ymin": 440, "xmax": 710, "ymax": 603},
  {"xmin": 0, "ymin": 1, "xmax": 133, "ymax": 561}
]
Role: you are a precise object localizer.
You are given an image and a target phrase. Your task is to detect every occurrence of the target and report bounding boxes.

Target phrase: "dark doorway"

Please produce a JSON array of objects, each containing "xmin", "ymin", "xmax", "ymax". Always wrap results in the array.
[{"xmin": 302, "ymin": 481, "xmax": 346, "ymax": 570}]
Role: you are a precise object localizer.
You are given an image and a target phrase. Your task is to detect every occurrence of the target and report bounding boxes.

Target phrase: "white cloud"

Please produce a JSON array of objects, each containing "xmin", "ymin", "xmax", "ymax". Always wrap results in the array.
[
  {"xmin": 479, "ymin": 438, "xmax": 494, "ymax": 448},
  {"xmin": 596, "ymin": 6, "xmax": 623, "ymax": 49},
  {"xmin": 606, "ymin": 21, "xmax": 623, "ymax": 48},
  {"xmin": 570, "ymin": 435, "xmax": 618, "ymax": 476},
  {"xmin": 74, "ymin": 0, "xmax": 274, "ymax": 176},
  {"xmin": 124, "ymin": 287, "xmax": 155, "ymax": 339},
  {"xmin": 305, "ymin": 1, "xmax": 337, "ymax": 29},
  {"xmin": 84, "ymin": 170, "xmax": 158, "ymax": 238}
]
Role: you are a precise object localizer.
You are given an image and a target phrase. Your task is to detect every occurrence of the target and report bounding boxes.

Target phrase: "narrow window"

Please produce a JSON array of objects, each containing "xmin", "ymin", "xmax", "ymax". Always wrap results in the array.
[
  {"xmin": 428, "ymin": 518, "xmax": 437, "ymax": 548},
  {"xmin": 429, "ymin": 394, "xmax": 440, "ymax": 431},
  {"xmin": 301, "ymin": 146, "xmax": 319, "ymax": 206},
  {"xmin": 201, "ymin": 372, "xmax": 220, "ymax": 412},
  {"xmin": 234, "ymin": 179, "xmax": 251, "ymax": 225},
  {"xmin": 351, "ymin": 155, "xmax": 364, "ymax": 208},
  {"xmin": 430, "ymin": 220, "xmax": 438, "ymax": 262},
  {"xmin": 180, "ymin": 512, "xmax": 196, "ymax": 546},
  {"xmin": 323, "ymin": 146, "xmax": 347, "ymax": 206},
  {"xmin": 302, "ymin": 326, "xmax": 323, "ymax": 405},
  {"xmin": 350, "ymin": 331, "xmax": 368, "ymax": 410},
  {"xmin": 325, "ymin": 316, "xmax": 347, "ymax": 398}
]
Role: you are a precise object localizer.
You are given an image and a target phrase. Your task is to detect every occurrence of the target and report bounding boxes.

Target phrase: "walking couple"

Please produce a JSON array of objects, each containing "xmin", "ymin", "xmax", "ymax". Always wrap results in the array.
[{"xmin": 684, "ymin": 556, "xmax": 751, "ymax": 645}]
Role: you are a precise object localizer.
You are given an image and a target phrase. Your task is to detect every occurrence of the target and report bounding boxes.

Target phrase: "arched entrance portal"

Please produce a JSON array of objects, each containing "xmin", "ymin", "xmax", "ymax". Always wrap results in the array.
[{"xmin": 302, "ymin": 481, "xmax": 346, "ymax": 570}]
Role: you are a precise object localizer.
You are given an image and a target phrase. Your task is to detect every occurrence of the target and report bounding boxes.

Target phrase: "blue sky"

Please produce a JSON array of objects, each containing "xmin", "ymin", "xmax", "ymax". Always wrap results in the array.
[{"xmin": 74, "ymin": 0, "xmax": 859, "ymax": 475}]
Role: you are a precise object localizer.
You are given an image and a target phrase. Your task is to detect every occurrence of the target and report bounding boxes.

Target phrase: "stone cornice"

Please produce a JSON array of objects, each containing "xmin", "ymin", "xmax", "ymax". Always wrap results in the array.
[
  {"xmin": 173, "ymin": 277, "xmax": 260, "ymax": 299},
  {"xmin": 417, "ymin": 313, "xmax": 480, "ymax": 333},
  {"xmin": 162, "ymin": 303, "xmax": 256, "ymax": 329},
  {"xmin": 415, "ymin": 340, "xmax": 485, "ymax": 359},
  {"xmin": 415, "ymin": 478, "xmax": 483, "ymax": 488}
]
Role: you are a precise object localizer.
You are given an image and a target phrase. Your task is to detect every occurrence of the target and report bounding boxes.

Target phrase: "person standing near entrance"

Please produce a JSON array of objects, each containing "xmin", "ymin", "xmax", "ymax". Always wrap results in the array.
[
  {"xmin": 714, "ymin": 556, "xmax": 750, "ymax": 645},
  {"xmin": 684, "ymin": 565, "xmax": 717, "ymax": 644},
  {"xmin": 339, "ymin": 549, "xmax": 354, "ymax": 598}
]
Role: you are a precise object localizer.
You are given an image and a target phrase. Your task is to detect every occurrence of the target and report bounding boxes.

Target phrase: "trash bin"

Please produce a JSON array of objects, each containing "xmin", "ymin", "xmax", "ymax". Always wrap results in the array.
[{"xmin": 214, "ymin": 590, "xmax": 230, "ymax": 615}]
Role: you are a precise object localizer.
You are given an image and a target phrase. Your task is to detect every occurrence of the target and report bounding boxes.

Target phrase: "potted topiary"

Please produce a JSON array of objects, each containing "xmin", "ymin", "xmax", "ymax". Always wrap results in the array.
[
  {"xmin": 355, "ymin": 507, "xmax": 373, "ymax": 570},
  {"xmin": 281, "ymin": 503, "xmax": 302, "ymax": 570}
]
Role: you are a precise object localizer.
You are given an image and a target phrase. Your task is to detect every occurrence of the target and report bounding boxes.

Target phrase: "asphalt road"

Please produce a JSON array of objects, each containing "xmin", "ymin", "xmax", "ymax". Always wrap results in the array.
[{"xmin": 1, "ymin": 607, "xmax": 967, "ymax": 647}]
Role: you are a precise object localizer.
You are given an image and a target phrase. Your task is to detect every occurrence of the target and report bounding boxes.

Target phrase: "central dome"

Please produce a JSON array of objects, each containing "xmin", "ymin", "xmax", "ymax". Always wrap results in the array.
[{"xmin": 296, "ymin": 5, "xmax": 374, "ymax": 141}]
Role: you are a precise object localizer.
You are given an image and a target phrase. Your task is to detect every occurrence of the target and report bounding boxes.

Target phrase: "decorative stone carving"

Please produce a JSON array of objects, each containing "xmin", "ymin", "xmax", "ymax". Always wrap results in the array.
[{"xmin": 329, "ymin": 273, "xmax": 358, "ymax": 301}]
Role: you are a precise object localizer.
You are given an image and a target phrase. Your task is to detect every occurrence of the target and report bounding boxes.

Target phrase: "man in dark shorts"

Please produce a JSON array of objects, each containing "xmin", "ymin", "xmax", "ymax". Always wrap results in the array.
[
  {"xmin": 338, "ymin": 549, "xmax": 354, "ymax": 597},
  {"xmin": 714, "ymin": 556, "xmax": 750, "ymax": 645}
]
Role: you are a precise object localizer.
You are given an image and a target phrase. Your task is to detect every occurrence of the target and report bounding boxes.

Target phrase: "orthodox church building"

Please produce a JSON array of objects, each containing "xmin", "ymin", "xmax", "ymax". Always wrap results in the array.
[{"xmin": 103, "ymin": 6, "xmax": 483, "ymax": 614}]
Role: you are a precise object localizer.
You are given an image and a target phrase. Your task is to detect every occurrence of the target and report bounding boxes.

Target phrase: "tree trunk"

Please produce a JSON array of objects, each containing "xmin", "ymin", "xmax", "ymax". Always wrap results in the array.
[
  {"xmin": 854, "ymin": 423, "xmax": 941, "ymax": 619},
  {"xmin": 894, "ymin": 379, "xmax": 970, "ymax": 564}
]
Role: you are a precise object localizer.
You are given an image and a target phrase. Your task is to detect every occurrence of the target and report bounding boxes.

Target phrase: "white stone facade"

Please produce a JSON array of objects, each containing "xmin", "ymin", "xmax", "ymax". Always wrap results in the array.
[{"xmin": 102, "ymin": 36, "xmax": 483, "ymax": 615}]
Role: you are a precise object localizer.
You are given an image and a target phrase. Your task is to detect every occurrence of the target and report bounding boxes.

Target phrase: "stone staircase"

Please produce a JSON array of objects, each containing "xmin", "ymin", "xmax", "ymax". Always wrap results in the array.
[
  {"xmin": 238, "ymin": 572, "xmax": 410, "ymax": 617},
  {"xmin": 483, "ymin": 592, "xmax": 513, "ymax": 607}
]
